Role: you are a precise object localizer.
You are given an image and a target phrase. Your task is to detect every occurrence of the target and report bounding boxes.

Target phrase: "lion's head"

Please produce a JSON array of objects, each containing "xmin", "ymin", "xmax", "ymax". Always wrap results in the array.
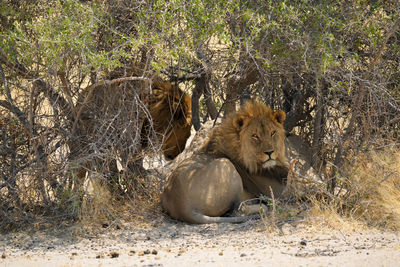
[{"xmin": 203, "ymin": 100, "xmax": 287, "ymax": 174}]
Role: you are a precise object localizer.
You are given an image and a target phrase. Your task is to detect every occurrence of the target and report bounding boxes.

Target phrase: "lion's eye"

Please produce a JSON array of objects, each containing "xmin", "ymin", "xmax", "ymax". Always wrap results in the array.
[
  {"xmin": 252, "ymin": 134, "xmax": 259, "ymax": 140},
  {"xmin": 271, "ymin": 130, "xmax": 276, "ymax": 137}
]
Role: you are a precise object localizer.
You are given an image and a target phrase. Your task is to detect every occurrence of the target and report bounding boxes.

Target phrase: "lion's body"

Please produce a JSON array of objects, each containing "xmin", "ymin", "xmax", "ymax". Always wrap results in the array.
[
  {"xmin": 161, "ymin": 154, "xmax": 245, "ymax": 223},
  {"xmin": 161, "ymin": 100, "xmax": 289, "ymax": 224}
]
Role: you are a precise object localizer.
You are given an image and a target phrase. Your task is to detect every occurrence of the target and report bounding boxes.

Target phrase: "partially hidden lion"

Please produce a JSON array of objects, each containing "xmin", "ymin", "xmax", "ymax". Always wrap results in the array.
[
  {"xmin": 161, "ymin": 100, "xmax": 289, "ymax": 224},
  {"xmin": 66, "ymin": 76, "xmax": 192, "ymax": 196},
  {"xmin": 147, "ymin": 80, "xmax": 192, "ymax": 160},
  {"xmin": 71, "ymin": 77, "xmax": 192, "ymax": 161}
]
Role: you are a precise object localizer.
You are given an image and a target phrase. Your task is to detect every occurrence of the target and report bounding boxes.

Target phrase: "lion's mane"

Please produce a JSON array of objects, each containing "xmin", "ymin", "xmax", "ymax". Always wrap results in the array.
[{"xmin": 201, "ymin": 100, "xmax": 287, "ymax": 174}]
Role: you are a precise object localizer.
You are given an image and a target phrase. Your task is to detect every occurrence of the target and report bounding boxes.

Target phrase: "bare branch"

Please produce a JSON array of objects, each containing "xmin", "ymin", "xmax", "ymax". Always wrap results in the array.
[
  {"xmin": 370, "ymin": 17, "xmax": 400, "ymax": 70},
  {"xmin": 0, "ymin": 64, "xmax": 13, "ymax": 103},
  {"xmin": 72, "ymin": 76, "xmax": 152, "ymax": 133},
  {"xmin": 0, "ymin": 100, "xmax": 29, "ymax": 131}
]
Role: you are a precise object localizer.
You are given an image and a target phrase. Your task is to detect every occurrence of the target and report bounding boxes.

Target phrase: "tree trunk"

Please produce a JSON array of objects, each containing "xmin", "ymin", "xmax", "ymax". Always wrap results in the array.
[
  {"xmin": 192, "ymin": 46, "xmax": 218, "ymax": 129},
  {"xmin": 224, "ymin": 67, "xmax": 258, "ymax": 116},
  {"xmin": 311, "ymin": 77, "xmax": 324, "ymax": 169},
  {"xmin": 204, "ymin": 82, "xmax": 218, "ymax": 120},
  {"xmin": 191, "ymin": 77, "xmax": 204, "ymax": 131}
]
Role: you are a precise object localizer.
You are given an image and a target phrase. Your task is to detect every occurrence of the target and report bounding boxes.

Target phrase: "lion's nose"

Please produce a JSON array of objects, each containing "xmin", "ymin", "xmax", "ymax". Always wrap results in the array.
[{"xmin": 264, "ymin": 151, "xmax": 273, "ymax": 158}]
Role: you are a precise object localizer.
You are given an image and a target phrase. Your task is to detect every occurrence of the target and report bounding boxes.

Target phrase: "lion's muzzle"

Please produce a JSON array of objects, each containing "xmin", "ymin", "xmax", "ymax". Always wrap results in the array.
[{"xmin": 261, "ymin": 158, "xmax": 276, "ymax": 169}]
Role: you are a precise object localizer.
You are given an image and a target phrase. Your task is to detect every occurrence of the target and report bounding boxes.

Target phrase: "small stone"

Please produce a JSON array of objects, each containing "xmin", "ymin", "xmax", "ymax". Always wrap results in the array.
[
  {"xmin": 300, "ymin": 239, "xmax": 307, "ymax": 246},
  {"xmin": 152, "ymin": 249, "xmax": 158, "ymax": 255},
  {"xmin": 71, "ymin": 252, "xmax": 78, "ymax": 256},
  {"xmin": 110, "ymin": 251, "xmax": 119, "ymax": 258},
  {"xmin": 143, "ymin": 249, "xmax": 151, "ymax": 255},
  {"xmin": 218, "ymin": 251, "xmax": 223, "ymax": 256},
  {"xmin": 240, "ymin": 253, "xmax": 247, "ymax": 257},
  {"xmin": 1, "ymin": 253, "xmax": 6, "ymax": 259}
]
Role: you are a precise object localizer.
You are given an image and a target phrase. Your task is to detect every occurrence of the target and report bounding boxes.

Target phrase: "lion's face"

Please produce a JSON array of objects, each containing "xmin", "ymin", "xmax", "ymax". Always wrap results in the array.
[{"xmin": 232, "ymin": 103, "xmax": 287, "ymax": 174}]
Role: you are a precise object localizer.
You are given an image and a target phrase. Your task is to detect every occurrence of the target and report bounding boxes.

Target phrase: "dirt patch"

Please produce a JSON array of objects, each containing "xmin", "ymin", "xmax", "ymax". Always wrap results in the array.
[{"xmin": 1, "ymin": 214, "xmax": 399, "ymax": 267}]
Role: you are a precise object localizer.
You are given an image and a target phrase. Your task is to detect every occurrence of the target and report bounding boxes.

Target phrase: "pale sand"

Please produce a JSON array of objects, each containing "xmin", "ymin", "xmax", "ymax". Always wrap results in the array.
[{"xmin": 1, "ymin": 217, "xmax": 400, "ymax": 267}]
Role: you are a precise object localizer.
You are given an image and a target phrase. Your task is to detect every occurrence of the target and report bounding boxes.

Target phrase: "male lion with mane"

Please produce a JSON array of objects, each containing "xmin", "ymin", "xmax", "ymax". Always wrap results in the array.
[
  {"xmin": 68, "ymin": 75, "xmax": 192, "ymax": 195},
  {"xmin": 72, "ymin": 77, "xmax": 192, "ymax": 161},
  {"xmin": 161, "ymin": 100, "xmax": 289, "ymax": 224}
]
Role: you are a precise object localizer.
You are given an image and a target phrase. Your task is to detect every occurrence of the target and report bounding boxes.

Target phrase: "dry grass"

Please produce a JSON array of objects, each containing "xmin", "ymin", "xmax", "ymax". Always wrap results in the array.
[
  {"xmin": 307, "ymin": 197, "xmax": 368, "ymax": 232},
  {"xmin": 299, "ymin": 146, "xmax": 400, "ymax": 231},
  {"xmin": 341, "ymin": 146, "xmax": 400, "ymax": 230},
  {"xmin": 260, "ymin": 146, "xmax": 400, "ymax": 233},
  {"xmin": 78, "ymin": 172, "xmax": 162, "ymax": 228},
  {"xmin": 79, "ymin": 177, "xmax": 117, "ymax": 226}
]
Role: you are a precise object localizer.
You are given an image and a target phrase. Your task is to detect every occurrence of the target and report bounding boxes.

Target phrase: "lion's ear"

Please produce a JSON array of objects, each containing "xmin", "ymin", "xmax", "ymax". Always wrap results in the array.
[
  {"xmin": 274, "ymin": 110, "xmax": 286, "ymax": 124},
  {"xmin": 233, "ymin": 115, "xmax": 247, "ymax": 130}
]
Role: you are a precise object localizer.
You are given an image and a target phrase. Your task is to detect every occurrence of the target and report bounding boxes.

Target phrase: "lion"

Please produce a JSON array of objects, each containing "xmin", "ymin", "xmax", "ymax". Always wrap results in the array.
[
  {"xmin": 146, "ymin": 80, "xmax": 192, "ymax": 160},
  {"xmin": 67, "ymin": 76, "xmax": 191, "ymax": 196},
  {"xmin": 161, "ymin": 100, "xmax": 289, "ymax": 224},
  {"xmin": 71, "ymin": 77, "xmax": 191, "ymax": 161}
]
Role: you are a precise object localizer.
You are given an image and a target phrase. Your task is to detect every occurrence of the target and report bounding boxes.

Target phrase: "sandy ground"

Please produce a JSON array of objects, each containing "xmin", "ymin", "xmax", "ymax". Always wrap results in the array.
[{"xmin": 1, "ymin": 214, "xmax": 400, "ymax": 267}]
